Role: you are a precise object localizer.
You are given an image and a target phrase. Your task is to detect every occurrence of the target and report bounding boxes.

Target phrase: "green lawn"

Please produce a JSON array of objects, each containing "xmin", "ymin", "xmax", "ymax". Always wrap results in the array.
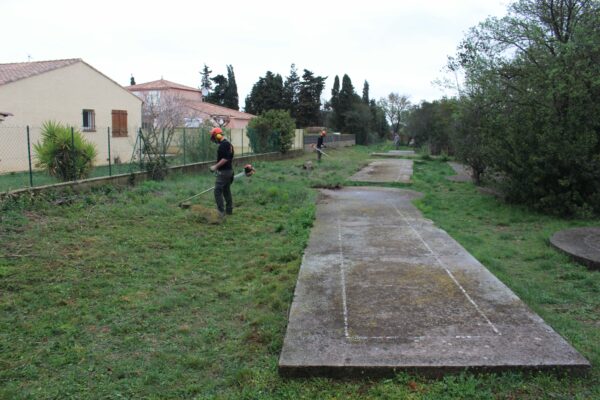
[{"xmin": 1, "ymin": 145, "xmax": 598, "ymax": 399}]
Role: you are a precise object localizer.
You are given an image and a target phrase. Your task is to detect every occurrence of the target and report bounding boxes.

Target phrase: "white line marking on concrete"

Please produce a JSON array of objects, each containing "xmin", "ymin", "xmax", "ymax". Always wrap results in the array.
[
  {"xmin": 337, "ymin": 218, "xmax": 350, "ymax": 339},
  {"xmin": 393, "ymin": 205, "xmax": 501, "ymax": 336}
]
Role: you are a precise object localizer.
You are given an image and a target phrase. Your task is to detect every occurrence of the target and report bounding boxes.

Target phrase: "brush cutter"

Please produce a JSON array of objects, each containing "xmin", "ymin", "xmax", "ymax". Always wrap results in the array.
[
  {"xmin": 178, "ymin": 164, "xmax": 255, "ymax": 208},
  {"xmin": 313, "ymin": 144, "xmax": 331, "ymax": 157}
]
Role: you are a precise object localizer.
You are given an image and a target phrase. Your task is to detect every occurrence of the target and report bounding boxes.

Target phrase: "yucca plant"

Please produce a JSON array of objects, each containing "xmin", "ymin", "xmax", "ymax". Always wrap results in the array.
[{"xmin": 33, "ymin": 121, "xmax": 98, "ymax": 181}]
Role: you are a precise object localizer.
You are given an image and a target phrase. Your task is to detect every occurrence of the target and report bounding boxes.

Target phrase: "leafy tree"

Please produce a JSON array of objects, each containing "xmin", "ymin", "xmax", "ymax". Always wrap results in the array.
[
  {"xmin": 34, "ymin": 121, "xmax": 98, "ymax": 181},
  {"xmin": 378, "ymin": 93, "xmax": 411, "ymax": 135},
  {"xmin": 370, "ymin": 99, "xmax": 390, "ymax": 140},
  {"xmin": 130, "ymin": 75, "xmax": 136, "ymax": 86},
  {"xmin": 295, "ymin": 69, "xmax": 326, "ymax": 127},
  {"xmin": 247, "ymin": 109, "xmax": 296, "ymax": 153},
  {"xmin": 344, "ymin": 102, "xmax": 373, "ymax": 145},
  {"xmin": 451, "ymin": 95, "xmax": 494, "ymax": 185},
  {"xmin": 205, "ymin": 74, "xmax": 227, "ymax": 106},
  {"xmin": 454, "ymin": 0, "xmax": 600, "ymax": 215},
  {"xmin": 244, "ymin": 71, "xmax": 285, "ymax": 115},
  {"xmin": 283, "ymin": 64, "xmax": 301, "ymax": 120},
  {"xmin": 406, "ymin": 98, "xmax": 457, "ymax": 155},
  {"xmin": 224, "ymin": 65, "xmax": 239, "ymax": 110}
]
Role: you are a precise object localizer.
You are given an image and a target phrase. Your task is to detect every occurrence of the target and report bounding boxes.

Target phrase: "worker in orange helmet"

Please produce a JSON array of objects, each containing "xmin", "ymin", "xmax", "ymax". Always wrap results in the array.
[{"xmin": 209, "ymin": 127, "xmax": 235, "ymax": 217}]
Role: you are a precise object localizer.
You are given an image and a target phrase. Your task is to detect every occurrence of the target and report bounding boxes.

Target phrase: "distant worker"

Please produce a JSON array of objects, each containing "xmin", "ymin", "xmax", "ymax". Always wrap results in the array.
[
  {"xmin": 209, "ymin": 127, "xmax": 234, "ymax": 217},
  {"xmin": 316, "ymin": 129, "xmax": 327, "ymax": 162},
  {"xmin": 393, "ymin": 133, "xmax": 400, "ymax": 150}
]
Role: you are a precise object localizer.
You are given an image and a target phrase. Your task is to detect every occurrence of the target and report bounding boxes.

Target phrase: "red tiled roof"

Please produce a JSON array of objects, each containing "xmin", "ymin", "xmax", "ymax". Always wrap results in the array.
[
  {"xmin": 126, "ymin": 79, "xmax": 199, "ymax": 92},
  {"xmin": 0, "ymin": 58, "xmax": 82, "ymax": 85},
  {"xmin": 185, "ymin": 100, "xmax": 255, "ymax": 120}
]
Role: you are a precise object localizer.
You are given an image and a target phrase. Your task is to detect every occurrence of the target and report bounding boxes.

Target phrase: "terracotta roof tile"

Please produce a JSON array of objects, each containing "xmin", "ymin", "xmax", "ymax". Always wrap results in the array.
[
  {"xmin": 126, "ymin": 79, "xmax": 199, "ymax": 92},
  {"xmin": 185, "ymin": 100, "xmax": 255, "ymax": 120},
  {"xmin": 0, "ymin": 58, "xmax": 82, "ymax": 85}
]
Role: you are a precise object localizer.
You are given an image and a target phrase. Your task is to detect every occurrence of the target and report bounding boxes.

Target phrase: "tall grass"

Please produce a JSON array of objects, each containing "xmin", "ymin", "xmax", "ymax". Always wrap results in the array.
[{"xmin": 1, "ymin": 145, "xmax": 598, "ymax": 399}]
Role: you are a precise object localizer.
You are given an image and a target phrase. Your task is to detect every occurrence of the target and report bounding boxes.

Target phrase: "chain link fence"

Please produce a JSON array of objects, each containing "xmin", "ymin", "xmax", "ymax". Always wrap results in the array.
[{"xmin": 0, "ymin": 125, "xmax": 304, "ymax": 192}]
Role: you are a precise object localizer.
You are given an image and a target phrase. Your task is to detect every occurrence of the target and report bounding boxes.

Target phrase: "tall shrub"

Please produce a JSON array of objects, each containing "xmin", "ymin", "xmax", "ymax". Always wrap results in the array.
[
  {"xmin": 455, "ymin": 0, "xmax": 600, "ymax": 215},
  {"xmin": 33, "ymin": 121, "xmax": 97, "ymax": 181},
  {"xmin": 247, "ymin": 110, "xmax": 295, "ymax": 154}
]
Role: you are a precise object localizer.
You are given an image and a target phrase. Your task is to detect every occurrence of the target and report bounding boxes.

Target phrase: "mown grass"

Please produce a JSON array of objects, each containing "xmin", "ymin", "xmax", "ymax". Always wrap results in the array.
[{"xmin": 0, "ymin": 145, "xmax": 598, "ymax": 399}]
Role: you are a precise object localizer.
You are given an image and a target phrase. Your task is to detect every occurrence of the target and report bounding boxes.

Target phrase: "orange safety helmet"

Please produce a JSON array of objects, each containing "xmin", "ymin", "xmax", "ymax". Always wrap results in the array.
[
  {"xmin": 210, "ymin": 127, "xmax": 224, "ymax": 142},
  {"xmin": 320, "ymin": 130, "xmax": 327, "ymax": 136}
]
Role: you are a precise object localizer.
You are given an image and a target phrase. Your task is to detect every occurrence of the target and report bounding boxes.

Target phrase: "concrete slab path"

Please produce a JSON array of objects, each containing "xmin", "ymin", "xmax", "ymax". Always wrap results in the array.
[
  {"xmin": 447, "ymin": 161, "xmax": 473, "ymax": 183},
  {"xmin": 279, "ymin": 187, "xmax": 590, "ymax": 377},
  {"xmin": 371, "ymin": 150, "xmax": 416, "ymax": 158},
  {"xmin": 350, "ymin": 159, "xmax": 413, "ymax": 183}
]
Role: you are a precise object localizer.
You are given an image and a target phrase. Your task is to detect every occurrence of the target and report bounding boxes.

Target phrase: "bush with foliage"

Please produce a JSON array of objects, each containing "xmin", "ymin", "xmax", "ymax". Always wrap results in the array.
[
  {"xmin": 406, "ymin": 99, "xmax": 457, "ymax": 155},
  {"xmin": 453, "ymin": 0, "xmax": 600, "ymax": 216},
  {"xmin": 247, "ymin": 110, "xmax": 295, "ymax": 154},
  {"xmin": 344, "ymin": 102, "xmax": 374, "ymax": 145},
  {"xmin": 33, "ymin": 121, "xmax": 98, "ymax": 181}
]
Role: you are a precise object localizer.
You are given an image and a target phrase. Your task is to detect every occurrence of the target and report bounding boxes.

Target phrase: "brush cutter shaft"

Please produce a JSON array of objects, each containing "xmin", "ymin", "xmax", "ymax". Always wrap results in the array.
[
  {"xmin": 179, "ymin": 186, "xmax": 215, "ymax": 204},
  {"xmin": 316, "ymin": 147, "xmax": 331, "ymax": 157},
  {"xmin": 178, "ymin": 171, "xmax": 249, "ymax": 204}
]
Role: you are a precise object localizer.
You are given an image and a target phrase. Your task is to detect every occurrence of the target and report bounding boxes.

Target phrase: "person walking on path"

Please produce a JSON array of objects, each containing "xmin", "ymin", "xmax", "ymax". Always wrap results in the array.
[
  {"xmin": 316, "ymin": 129, "xmax": 326, "ymax": 162},
  {"xmin": 209, "ymin": 127, "xmax": 234, "ymax": 217},
  {"xmin": 393, "ymin": 133, "xmax": 400, "ymax": 150}
]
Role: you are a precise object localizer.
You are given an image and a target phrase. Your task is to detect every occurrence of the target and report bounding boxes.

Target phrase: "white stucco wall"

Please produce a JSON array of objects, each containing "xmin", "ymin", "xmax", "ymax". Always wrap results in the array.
[{"xmin": 0, "ymin": 61, "xmax": 142, "ymax": 172}]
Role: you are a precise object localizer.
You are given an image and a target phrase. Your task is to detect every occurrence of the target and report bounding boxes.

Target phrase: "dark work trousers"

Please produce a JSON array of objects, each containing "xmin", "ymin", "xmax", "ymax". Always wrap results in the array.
[
  {"xmin": 317, "ymin": 147, "xmax": 322, "ymax": 162},
  {"xmin": 214, "ymin": 169, "xmax": 234, "ymax": 214}
]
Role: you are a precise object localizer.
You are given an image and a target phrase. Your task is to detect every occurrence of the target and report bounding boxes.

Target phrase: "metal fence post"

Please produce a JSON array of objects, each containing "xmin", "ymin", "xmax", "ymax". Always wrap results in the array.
[
  {"xmin": 161, "ymin": 128, "xmax": 165, "ymax": 160},
  {"xmin": 26, "ymin": 125, "xmax": 33, "ymax": 187},
  {"xmin": 107, "ymin": 127, "xmax": 112, "ymax": 176},
  {"xmin": 138, "ymin": 128, "xmax": 143, "ymax": 171},
  {"xmin": 71, "ymin": 127, "xmax": 75, "ymax": 181},
  {"xmin": 183, "ymin": 128, "xmax": 186, "ymax": 166}
]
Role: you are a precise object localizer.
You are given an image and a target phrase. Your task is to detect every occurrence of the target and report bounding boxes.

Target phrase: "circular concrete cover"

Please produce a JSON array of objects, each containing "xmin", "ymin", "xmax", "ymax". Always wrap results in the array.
[{"xmin": 550, "ymin": 227, "xmax": 600, "ymax": 270}]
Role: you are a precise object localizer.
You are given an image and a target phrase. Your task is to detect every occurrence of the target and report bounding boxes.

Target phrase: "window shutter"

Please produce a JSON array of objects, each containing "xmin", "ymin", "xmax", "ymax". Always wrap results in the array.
[
  {"xmin": 112, "ymin": 110, "xmax": 121, "ymax": 136},
  {"xmin": 120, "ymin": 110, "xmax": 128, "ymax": 136},
  {"xmin": 112, "ymin": 110, "xmax": 128, "ymax": 136}
]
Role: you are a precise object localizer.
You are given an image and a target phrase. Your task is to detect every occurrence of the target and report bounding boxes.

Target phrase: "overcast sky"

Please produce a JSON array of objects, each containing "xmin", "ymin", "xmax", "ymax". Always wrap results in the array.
[{"xmin": 2, "ymin": 0, "xmax": 509, "ymax": 108}]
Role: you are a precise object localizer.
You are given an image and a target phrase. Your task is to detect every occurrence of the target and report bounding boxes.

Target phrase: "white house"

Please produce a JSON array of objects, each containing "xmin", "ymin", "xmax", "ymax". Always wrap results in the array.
[{"xmin": 0, "ymin": 58, "xmax": 142, "ymax": 173}]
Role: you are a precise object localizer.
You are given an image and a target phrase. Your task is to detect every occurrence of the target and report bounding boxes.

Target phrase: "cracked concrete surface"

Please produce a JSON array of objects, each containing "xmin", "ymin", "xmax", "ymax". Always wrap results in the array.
[{"xmin": 279, "ymin": 187, "xmax": 590, "ymax": 377}]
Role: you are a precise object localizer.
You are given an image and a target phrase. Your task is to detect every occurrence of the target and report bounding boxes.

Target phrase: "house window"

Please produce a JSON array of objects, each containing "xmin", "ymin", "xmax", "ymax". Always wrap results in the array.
[
  {"xmin": 184, "ymin": 117, "xmax": 202, "ymax": 128},
  {"xmin": 111, "ymin": 110, "xmax": 128, "ymax": 137},
  {"xmin": 82, "ymin": 109, "xmax": 95, "ymax": 131}
]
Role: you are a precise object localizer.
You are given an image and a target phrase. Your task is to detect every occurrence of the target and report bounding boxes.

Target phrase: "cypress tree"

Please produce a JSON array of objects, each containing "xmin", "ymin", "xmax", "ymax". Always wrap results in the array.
[
  {"xmin": 283, "ymin": 64, "xmax": 301, "ymax": 119},
  {"xmin": 330, "ymin": 75, "xmax": 340, "ymax": 130},
  {"xmin": 362, "ymin": 80, "xmax": 370, "ymax": 104},
  {"xmin": 200, "ymin": 64, "xmax": 212, "ymax": 93},
  {"xmin": 224, "ymin": 65, "xmax": 239, "ymax": 110},
  {"xmin": 337, "ymin": 74, "xmax": 358, "ymax": 131},
  {"xmin": 296, "ymin": 69, "xmax": 326, "ymax": 128}
]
